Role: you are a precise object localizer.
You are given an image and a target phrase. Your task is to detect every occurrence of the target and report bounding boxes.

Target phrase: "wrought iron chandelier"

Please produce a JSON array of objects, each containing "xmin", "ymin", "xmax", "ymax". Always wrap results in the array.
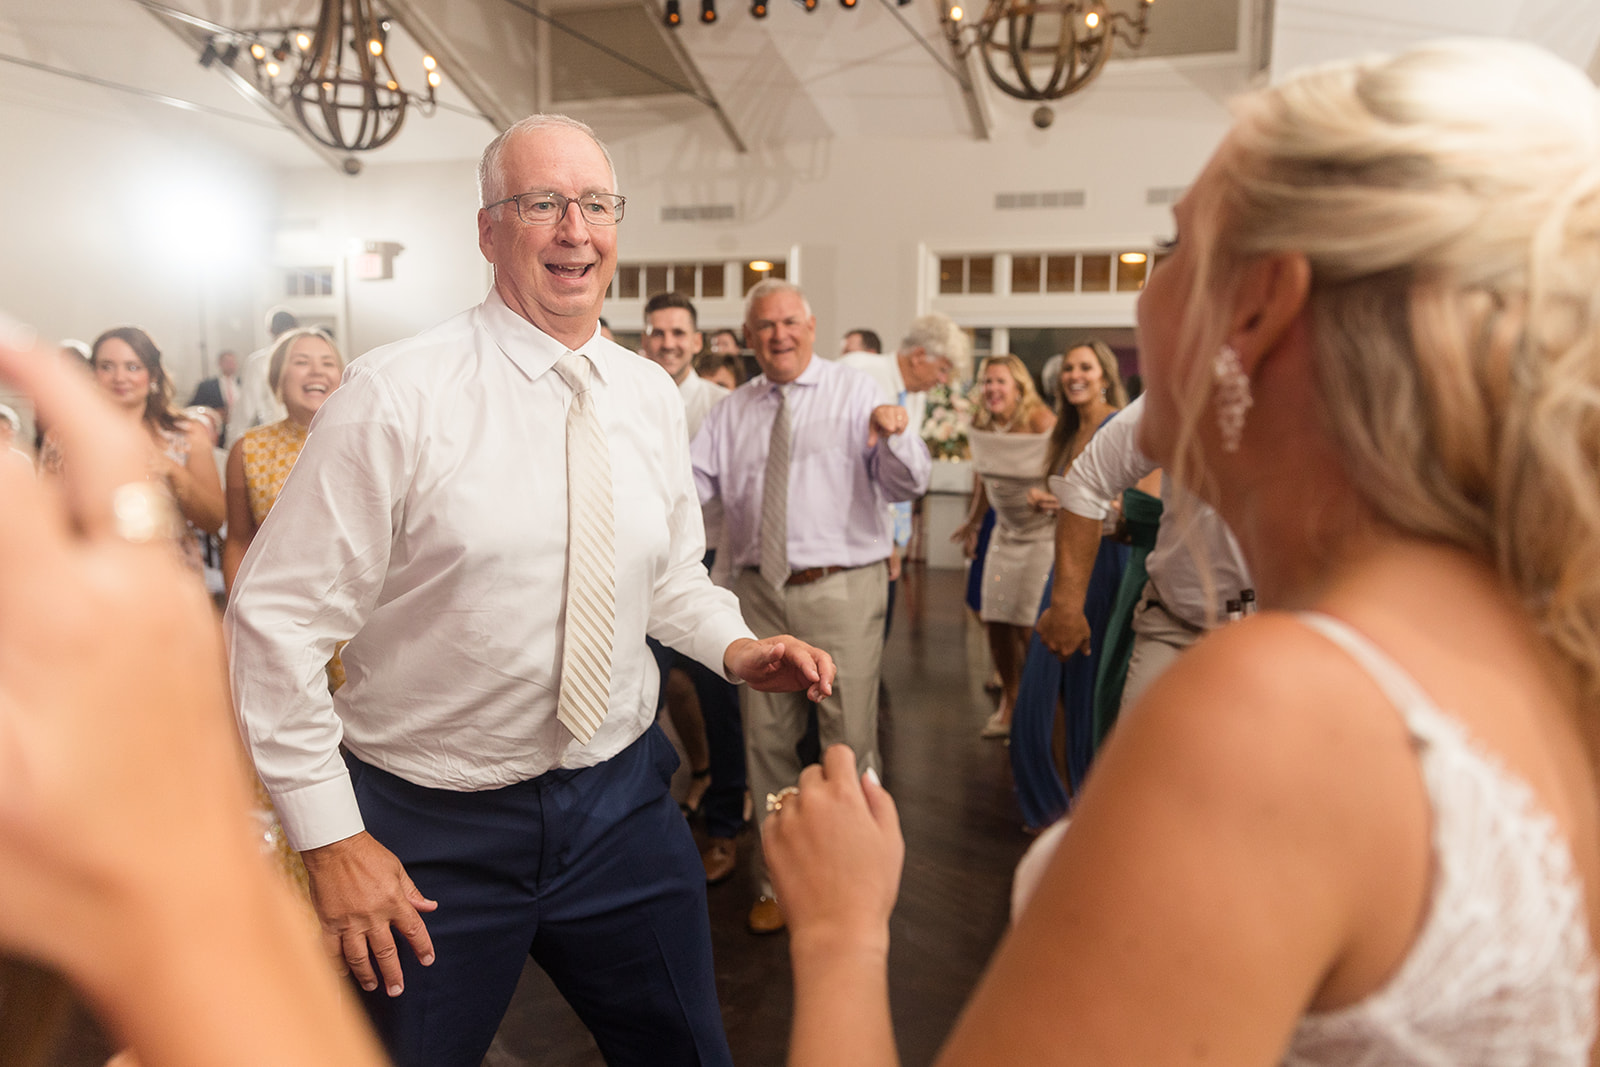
[
  {"xmin": 202, "ymin": 0, "xmax": 442, "ymax": 152},
  {"xmin": 941, "ymin": 0, "xmax": 1153, "ymax": 124}
]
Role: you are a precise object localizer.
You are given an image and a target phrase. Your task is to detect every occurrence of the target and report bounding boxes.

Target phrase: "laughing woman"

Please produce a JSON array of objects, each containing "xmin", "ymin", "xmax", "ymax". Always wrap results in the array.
[{"xmin": 222, "ymin": 327, "xmax": 344, "ymax": 594}]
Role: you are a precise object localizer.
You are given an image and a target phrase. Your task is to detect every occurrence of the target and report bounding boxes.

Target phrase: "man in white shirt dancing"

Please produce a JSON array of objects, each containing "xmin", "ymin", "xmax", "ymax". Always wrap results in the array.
[{"xmin": 228, "ymin": 114, "xmax": 833, "ymax": 1067}]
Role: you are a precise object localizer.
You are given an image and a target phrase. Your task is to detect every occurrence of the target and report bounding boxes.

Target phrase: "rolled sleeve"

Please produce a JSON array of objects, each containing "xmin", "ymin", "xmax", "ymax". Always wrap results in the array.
[{"xmin": 1059, "ymin": 397, "xmax": 1154, "ymax": 519}]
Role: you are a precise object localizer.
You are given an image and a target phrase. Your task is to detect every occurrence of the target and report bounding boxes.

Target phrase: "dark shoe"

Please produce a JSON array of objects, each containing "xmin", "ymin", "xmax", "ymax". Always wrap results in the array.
[
  {"xmin": 680, "ymin": 767, "xmax": 712, "ymax": 816},
  {"xmin": 747, "ymin": 895, "xmax": 786, "ymax": 934},
  {"xmin": 701, "ymin": 837, "xmax": 737, "ymax": 885}
]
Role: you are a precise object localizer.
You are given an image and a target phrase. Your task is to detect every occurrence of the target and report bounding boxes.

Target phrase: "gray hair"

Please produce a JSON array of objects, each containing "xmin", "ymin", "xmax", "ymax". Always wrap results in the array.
[
  {"xmin": 899, "ymin": 312, "xmax": 972, "ymax": 381},
  {"xmin": 478, "ymin": 114, "xmax": 618, "ymax": 209},
  {"xmin": 743, "ymin": 278, "xmax": 811, "ymax": 322}
]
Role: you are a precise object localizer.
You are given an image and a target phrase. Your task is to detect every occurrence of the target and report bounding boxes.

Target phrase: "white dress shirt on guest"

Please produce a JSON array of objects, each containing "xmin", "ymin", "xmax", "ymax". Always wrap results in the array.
[
  {"xmin": 678, "ymin": 369, "xmax": 728, "ymax": 440},
  {"xmin": 227, "ymin": 289, "xmax": 754, "ymax": 852},
  {"xmin": 1057, "ymin": 394, "xmax": 1251, "ymax": 629}
]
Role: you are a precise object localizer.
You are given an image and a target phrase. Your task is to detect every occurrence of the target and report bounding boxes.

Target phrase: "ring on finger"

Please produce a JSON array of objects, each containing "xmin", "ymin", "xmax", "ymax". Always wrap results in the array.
[
  {"xmin": 111, "ymin": 481, "xmax": 181, "ymax": 544},
  {"xmin": 765, "ymin": 785, "xmax": 800, "ymax": 814}
]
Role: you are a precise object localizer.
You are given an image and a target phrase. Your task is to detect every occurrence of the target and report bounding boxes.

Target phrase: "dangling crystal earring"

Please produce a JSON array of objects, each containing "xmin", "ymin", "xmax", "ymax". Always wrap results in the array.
[{"xmin": 1213, "ymin": 344, "xmax": 1252, "ymax": 454}]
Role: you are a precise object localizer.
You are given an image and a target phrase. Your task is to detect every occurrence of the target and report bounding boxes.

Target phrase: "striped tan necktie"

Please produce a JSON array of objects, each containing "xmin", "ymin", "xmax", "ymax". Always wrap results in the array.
[
  {"xmin": 759, "ymin": 384, "xmax": 791, "ymax": 591},
  {"xmin": 553, "ymin": 351, "xmax": 615, "ymax": 743}
]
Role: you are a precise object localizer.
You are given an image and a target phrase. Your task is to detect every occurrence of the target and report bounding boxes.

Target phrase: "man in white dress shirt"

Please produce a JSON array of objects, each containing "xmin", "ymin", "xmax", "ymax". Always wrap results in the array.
[
  {"xmin": 1035, "ymin": 394, "xmax": 1251, "ymax": 710},
  {"xmin": 227, "ymin": 114, "xmax": 834, "ymax": 1067}
]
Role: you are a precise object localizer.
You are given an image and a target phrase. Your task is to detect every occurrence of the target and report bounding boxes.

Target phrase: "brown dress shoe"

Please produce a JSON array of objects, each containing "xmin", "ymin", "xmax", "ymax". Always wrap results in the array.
[
  {"xmin": 701, "ymin": 837, "xmax": 737, "ymax": 885},
  {"xmin": 747, "ymin": 895, "xmax": 786, "ymax": 934}
]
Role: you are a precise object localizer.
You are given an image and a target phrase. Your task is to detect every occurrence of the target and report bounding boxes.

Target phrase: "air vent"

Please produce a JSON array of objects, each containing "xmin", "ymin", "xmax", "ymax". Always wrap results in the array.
[
  {"xmin": 995, "ymin": 190, "xmax": 1085, "ymax": 210},
  {"xmin": 1146, "ymin": 186, "xmax": 1187, "ymax": 205},
  {"xmin": 661, "ymin": 204, "xmax": 738, "ymax": 223}
]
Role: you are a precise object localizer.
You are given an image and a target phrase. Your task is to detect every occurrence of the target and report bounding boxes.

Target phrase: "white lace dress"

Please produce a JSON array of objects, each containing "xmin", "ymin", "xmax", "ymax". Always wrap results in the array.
[{"xmin": 1012, "ymin": 612, "xmax": 1598, "ymax": 1064}]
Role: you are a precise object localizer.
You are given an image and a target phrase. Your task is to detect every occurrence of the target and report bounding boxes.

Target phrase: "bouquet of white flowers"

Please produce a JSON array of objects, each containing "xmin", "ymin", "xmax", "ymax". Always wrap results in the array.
[{"xmin": 921, "ymin": 382, "xmax": 974, "ymax": 461}]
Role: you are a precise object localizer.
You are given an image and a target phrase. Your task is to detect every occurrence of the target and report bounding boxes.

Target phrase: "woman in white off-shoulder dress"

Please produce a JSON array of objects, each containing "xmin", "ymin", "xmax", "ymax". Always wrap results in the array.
[{"xmin": 764, "ymin": 38, "xmax": 1600, "ymax": 1066}]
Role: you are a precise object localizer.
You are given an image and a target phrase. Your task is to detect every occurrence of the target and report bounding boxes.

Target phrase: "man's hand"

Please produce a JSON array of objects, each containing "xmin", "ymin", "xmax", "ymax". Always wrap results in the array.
[
  {"xmin": 866, "ymin": 405, "xmax": 910, "ymax": 447},
  {"xmin": 1036, "ymin": 602, "xmax": 1092, "ymax": 660},
  {"xmin": 887, "ymin": 543, "xmax": 902, "ymax": 582},
  {"xmin": 300, "ymin": 831, "xmax": 438, "ymax": 998},
  {"xmin": 724, "ymin": 636, "xmax": 837, "ymax": 701}
]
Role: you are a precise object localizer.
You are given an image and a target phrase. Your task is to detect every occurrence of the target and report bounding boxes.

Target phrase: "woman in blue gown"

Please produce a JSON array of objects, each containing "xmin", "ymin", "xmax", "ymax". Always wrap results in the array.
[{"xmin": 1009, "ymin": 341, "xmax": 1130, "ymax": 831}]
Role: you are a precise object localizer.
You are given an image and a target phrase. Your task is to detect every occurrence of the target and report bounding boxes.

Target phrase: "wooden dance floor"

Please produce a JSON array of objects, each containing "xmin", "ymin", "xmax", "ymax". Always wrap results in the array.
[{"xmin": 50, "ymin": 565, "xmax": 1030, "ymax": 1067}]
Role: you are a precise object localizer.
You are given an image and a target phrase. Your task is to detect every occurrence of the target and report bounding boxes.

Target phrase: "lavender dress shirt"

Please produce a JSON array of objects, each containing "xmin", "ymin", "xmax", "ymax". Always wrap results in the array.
[{"xmin": 691, "ymin": 354, "xmax": 932, "ymax": 573}]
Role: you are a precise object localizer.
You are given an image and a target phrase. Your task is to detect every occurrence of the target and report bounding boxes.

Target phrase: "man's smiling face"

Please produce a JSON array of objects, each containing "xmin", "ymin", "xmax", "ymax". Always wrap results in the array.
[{"xmin": 478, "ymin": 124, "xmax": 618, "ymax": 348}]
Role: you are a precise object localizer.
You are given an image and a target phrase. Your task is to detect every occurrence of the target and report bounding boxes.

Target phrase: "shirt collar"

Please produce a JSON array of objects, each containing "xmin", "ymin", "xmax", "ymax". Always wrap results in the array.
[
  {"xmin": 765, "ymin": 352, "xmax": 824, "ymax": 395},
  {"xmin": 478, "ymin": 288, "xmax": 611, "ymax": 386}
]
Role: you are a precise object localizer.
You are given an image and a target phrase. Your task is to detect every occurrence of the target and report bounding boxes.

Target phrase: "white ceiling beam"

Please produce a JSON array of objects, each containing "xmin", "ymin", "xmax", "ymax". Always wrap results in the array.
[{"xmin": 383, "ymin": 0, "xmax": 518, "ymax": 132}]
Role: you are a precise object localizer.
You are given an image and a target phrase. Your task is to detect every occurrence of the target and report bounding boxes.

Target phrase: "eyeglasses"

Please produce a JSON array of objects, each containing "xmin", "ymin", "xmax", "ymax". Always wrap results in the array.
[{"xmin": 486, "ymin": 191, "xmax": 626, "ymax": 226}]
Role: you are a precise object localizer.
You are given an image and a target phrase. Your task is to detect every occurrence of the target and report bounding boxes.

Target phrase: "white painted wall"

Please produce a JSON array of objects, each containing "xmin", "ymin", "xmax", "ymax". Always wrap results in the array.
[
  {"xmin": 272, "ymin": 159, "xmax": 491, "ymax": 359},
  {"xmin": 0, "ymin": 88, "xmax": 272, "ymax": 437}
]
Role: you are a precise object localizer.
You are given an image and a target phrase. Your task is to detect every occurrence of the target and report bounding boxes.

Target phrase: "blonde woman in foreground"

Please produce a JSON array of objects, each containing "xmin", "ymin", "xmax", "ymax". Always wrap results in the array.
[
  {"xmin": 766, "ymin": 39, "xmax": 1600, "ymax": 1065},
  {"xmin": 0, "ymin": 325, "xmax": 385, "ymax": 1067}
]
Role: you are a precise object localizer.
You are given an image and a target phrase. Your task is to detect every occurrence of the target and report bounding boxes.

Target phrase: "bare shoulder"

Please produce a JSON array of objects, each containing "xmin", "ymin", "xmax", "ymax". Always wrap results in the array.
[{"xmin": 939, "ymin": 613, "xmax": 1433, "ymax": 1063}]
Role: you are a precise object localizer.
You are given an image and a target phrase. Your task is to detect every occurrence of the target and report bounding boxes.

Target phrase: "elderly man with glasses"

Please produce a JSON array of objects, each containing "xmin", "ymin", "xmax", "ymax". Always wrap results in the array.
[{"xmin": 228, "ymin": 114, "xmax": 834, "ymax": 1067}]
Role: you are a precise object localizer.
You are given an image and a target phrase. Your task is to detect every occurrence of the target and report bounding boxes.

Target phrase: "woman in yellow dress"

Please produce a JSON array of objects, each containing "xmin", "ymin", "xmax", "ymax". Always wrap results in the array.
[{"xmin": 222, "ymin": 327, "xmax": 344, "ymax": 595}]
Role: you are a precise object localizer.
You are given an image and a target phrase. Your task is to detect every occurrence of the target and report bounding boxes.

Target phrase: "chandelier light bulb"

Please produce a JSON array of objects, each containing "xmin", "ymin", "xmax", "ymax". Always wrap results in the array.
[
  {"xmin": 265, "ymin": 60, "xmax": 280, "ymax": 76},
  {"xmin": 422, "ymin": 54, "xmax": 437, "ymax": 70},
  {"xmin": 1085, "ymin": 10, "xmax": 1099, "ymax": 27},
  {"xmin": 1119, "ymin": 252, "xmax": 1147, "ymax": 264},
  {"xmin": 250, "ymin": 42, "xmax": 266, "ymax": 59},
  {"xmin": 950, "ymin": 4, "xmax": 964, "ymax": 21},
  {"xmin": 295, "ymin": 32, "xmax": 311, "ymax": 49},
  {"xmin": 369, "ymin": 38, "xmax": 383, "ymax": 55},
  {"xmin": 427, "ymin": 70, "xmax": 441, "ymax": 87},
  {"xmin": 749, "ymin": 260, "xmax": 774, "ymax": 272}
]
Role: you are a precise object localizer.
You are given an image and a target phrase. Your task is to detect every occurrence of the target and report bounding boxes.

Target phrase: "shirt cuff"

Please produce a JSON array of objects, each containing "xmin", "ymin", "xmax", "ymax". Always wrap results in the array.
[
  {"xmin": 1061, "ymin": 482, "xmax": 1115, "ymax": 520},
  {"xmin": 271, "ymin": 771, "xmax": 367, "ymax": 852},
  {"xmin": 688, "ymin": 612, "xmax": 759, "ymax": 685}
]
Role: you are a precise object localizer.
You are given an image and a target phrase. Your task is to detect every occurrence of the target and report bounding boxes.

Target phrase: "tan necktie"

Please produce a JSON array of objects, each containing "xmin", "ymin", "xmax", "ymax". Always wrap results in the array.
[
  {"xmin": 760, "ymin": 384, "xmax": 791, "ymax": 591},
  {"xmin": 553, "ymin": 351, "xmax": 615, "ymax": 743}
]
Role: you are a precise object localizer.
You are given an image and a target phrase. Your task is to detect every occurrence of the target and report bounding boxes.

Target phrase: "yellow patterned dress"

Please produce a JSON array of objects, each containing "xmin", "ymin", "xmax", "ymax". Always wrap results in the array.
[{"xmin": 239, "ymin": 418, "xmax": 345, "ymax": 896}]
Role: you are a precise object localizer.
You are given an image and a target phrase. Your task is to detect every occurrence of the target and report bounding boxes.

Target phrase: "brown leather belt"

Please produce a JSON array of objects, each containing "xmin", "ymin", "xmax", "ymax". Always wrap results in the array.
[{"xmin": 785, "ymin": 565, "xmax": 848, "ymax": 587}]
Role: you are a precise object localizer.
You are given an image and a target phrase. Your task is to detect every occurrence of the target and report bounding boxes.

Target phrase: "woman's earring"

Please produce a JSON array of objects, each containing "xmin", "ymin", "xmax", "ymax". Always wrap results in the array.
[{"xmin": 1213, "ymin": 344, "xmax": 1252, "ymax": 454}]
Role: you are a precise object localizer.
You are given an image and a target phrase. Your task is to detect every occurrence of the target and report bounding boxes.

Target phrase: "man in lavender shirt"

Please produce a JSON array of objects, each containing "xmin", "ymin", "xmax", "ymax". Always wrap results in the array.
[{"xmin": 691, "ymin": 279, "xmax": 932, "ymax": 934}]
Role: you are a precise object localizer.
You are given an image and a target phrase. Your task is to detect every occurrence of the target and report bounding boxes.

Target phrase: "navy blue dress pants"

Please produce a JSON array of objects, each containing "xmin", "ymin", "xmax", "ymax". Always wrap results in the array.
[
  {"xmin": 648, "ymin": 637, "xmax": 748, "ymax": 840},
  {"xmin": 346, "ymin": 725, "xmax": 734, "ymax": 1067}
]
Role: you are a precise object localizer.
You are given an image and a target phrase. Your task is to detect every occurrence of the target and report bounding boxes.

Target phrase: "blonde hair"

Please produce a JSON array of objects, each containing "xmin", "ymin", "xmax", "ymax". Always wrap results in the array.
[
  {"xmin": 267, "ymin": 328, "xmax": 344, "ymax": 402},
  {"xmin": 1177, "ymin": 39, "xmax": 1600, "ymax": 693},
  {"xmin": 971, "ymin": 354, "xmax": 1048, "ymax": 432}
]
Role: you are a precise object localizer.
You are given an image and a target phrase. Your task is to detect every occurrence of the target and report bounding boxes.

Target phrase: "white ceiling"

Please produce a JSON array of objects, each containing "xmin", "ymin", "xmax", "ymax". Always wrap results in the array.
[{"xmin": 0, "ymin": 0, "xmax": 1249, "ymax": 175}]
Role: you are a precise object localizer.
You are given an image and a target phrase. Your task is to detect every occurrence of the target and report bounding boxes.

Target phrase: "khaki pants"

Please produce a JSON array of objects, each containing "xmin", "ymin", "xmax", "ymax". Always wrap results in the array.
[
  {"xmin": 1119, "ymin": 587, "xmax": 1205, "ymax": 713},
  {"xmin": 735, "ymin": 562, "xmax": 888, "ymax": 897}
]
